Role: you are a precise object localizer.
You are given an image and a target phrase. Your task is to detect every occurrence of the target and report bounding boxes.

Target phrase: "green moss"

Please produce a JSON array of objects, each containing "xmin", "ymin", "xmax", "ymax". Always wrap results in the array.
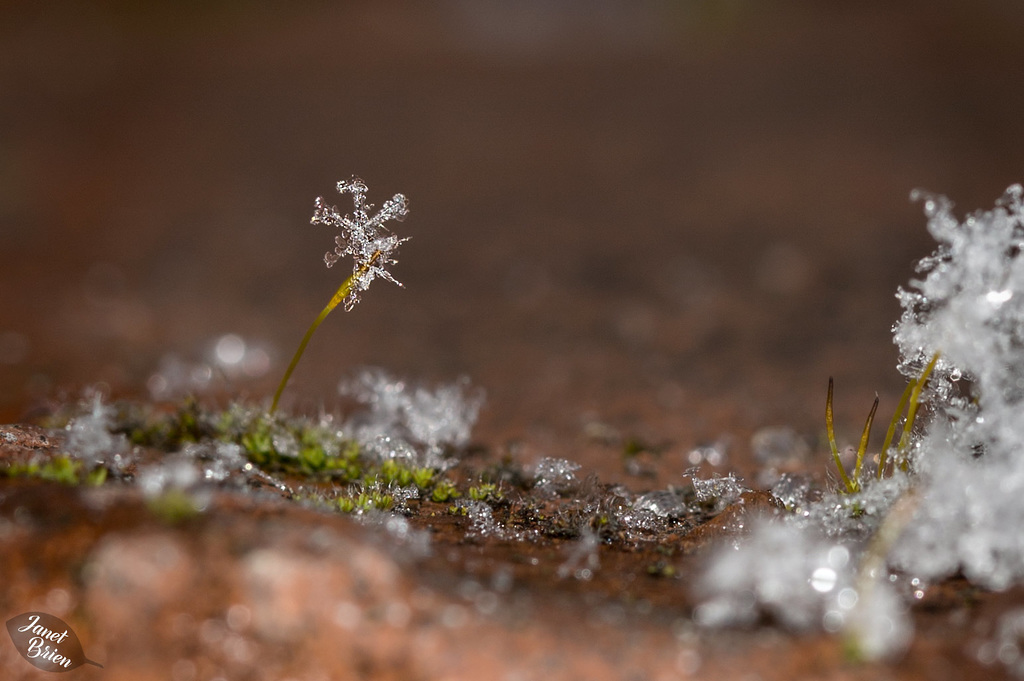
[
  {"xmin": 411, "ymin": 466, "xmax": 436, "ymax": 490},
  {"xmin": 1, "ymin": 461, "xmax": 41, "ymax": 478},
  {"xmin": 121, "ymin": 397, "xmax": 214, "ymax": 450},
  {"xmin": 379, "ymin": 459, "xmax": 413, "ymax": 486},
  {"xmin": 646, "ymin": 561, "xmax": 676, "ymax": 578},
  {"xmin": 468, "ymin": 482, "xmax": 503, "ymax": 503},
  {"xmin": 431, "ymin": 480, "xmax": 460, "ymax": 503},
  {"xmin": 1, "ymin": 456, "xmax": 110, "ymax": 487},
  {"xmin": 337, "ymin": 489, "xmax": 394, "ymax": 513}
]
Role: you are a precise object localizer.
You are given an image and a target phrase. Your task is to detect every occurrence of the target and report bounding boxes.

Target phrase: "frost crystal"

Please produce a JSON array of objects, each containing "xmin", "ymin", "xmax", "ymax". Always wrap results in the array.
[{"xmin": 311, "ymin": 176, "xmax": 410, "ymax": 311}]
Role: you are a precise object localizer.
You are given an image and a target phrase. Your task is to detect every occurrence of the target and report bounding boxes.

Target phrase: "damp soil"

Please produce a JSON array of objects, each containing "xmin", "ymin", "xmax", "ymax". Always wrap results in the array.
[{"xmin": 0, "ymin": 421, "xmax": 1018, "ymax": 681}]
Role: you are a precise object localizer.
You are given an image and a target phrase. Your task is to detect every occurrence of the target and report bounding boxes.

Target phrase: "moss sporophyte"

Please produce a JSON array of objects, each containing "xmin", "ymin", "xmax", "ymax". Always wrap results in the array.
[{"xmin": 271, "ymin": 178, "xmax": 409, "ymax": 413}]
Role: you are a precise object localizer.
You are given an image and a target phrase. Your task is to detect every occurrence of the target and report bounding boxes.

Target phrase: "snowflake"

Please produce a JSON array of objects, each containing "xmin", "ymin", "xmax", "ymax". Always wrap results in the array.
[{"xmin": 311, "ymin": 176, "xmax": 410, "ymax": 311}]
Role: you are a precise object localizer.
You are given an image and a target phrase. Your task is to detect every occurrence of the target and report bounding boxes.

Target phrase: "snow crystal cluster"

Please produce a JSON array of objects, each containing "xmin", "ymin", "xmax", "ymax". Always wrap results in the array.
[
  {"xmin": 340, "ymin": 368, "xmax": 484, "ymax": 468},
  {"xmin": 697, "ymin": 185, "xmax": 1024, "ymax": 658}
]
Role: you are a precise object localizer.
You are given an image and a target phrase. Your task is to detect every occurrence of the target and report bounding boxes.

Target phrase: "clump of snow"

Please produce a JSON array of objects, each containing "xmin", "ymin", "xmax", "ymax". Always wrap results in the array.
[
  {"xmin": 193, "ymin": 442, "xmax": 247, "ymax": 484},
  {"xmin": 889, "ymin": 185, "xmax": 1024, "ymax": 590},
  {"xmin": 357, "ymin": 513, "xmax": 432, "ymax": 560},
  {"xmin": 696, "ymin": 517, "xmax": 913, "ymax": 659},
  {"xmin": 769, "ymin": 473, "xmax": 817, "ymax": 514},
  {"xmin": 340, "ymin": 368, "xmax": 484, "ymax": 467},
  {"xmin": 843, "ymin": 577, "xmax": 913, "ymax": 661},
  {"xmin": 686, "ymin": 437, "xmax": 731, "ymax": 467},
  {"xmin": 695, "ymin": 522, "xmax": 855, "ymax": 630}
]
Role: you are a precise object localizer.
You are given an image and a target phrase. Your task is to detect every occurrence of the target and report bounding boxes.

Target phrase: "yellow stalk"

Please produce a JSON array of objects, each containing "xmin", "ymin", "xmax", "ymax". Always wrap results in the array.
[
  {"xmin": 853, "ymin": 395, "xmax": 879, "ymax": 486},
  {"xmin": 896, "ymin": 352, "xmax": 940, "ymax": 471},
  {"xmin": 877, "ymin": 379, "xmax": 915, "ymax": 479},
  {"xmin": 827, "ymin": 377, "xmax": 856, "ymax": 493},
  {"xmin": 270, "ymin": 251, "xmax": 381, "ymax": 414}
]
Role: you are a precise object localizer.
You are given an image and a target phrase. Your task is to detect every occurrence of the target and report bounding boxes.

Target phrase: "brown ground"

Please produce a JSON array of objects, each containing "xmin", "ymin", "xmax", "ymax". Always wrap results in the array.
[{"xmin": 3, "ymin": 1, "xmax": 1024, "ymax": 679}]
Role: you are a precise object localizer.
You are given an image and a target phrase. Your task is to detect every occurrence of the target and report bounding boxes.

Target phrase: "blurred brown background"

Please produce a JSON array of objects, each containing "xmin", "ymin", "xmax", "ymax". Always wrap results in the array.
[{"xmin": 2, "ymin": 1, "xmax": 1023, "ymax": 477}]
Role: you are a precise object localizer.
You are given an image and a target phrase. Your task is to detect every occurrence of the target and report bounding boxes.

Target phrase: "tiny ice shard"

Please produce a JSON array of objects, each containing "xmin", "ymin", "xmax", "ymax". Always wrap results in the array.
[{"xmin": 632, "ymin": 489, "xmax": 689, "ymax": 519}]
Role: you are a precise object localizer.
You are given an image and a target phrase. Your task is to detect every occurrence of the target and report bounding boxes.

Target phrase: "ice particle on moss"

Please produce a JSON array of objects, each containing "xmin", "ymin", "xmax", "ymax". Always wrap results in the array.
[{"xmin": 65, "ymin": 393, "xmax": 127, "ymax": 465}]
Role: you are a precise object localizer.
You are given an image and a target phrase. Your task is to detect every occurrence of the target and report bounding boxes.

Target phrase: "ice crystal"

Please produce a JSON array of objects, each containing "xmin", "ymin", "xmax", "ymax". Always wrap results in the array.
[
  {"xmin": 631, "ymin": 489, "xmax": 689, "ymax": 519},
  {"xmin": 688, "ymin": 469, "xmax": 746, "ymax": 512},
  {"xmin": 462, "ymin": 500, "xmax": 499, "ymax": 539},
  {"xmin": 311, "ymin": 176, "xmax": 409, "ymax": 311},
  {"xmin": 532, "ymin": 457, "xmax": 581, "ymax": 496},
  {"xmin": 358, "ymin": 513, "xmax": 432, "ymax": 560},
  {"xmin": 557, "ymin": 526, "xmax": 601, "ymax": 580},
  {"xmin": 137, "ymin": 455, "xmax": 200, "ymax": 498}
]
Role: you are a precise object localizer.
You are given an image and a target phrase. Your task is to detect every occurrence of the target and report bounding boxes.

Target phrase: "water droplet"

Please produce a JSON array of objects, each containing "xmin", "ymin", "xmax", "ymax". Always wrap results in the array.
[
  {"xmin": 810, "ymin": 567, "xmax": 837, "ymax": 593},
  {"xmin": 214, "ymin": 334, "xmax": 246, "ymax": 366}
]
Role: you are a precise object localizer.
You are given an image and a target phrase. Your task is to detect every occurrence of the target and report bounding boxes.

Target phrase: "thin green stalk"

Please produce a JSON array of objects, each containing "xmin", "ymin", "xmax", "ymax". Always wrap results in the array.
[
  {"xmin": 853, "ymin": 395, "xmax": 879, "ymax": 486},
  {"xmin": 827, "ymin": 377, "xmax": 856, "ymax": 493},
  {"xmin": 270, "ymin": 252, "xmax": 379, "ymax": 414},
  {"xmin": 896, "ymin": 352, "xmax": 940, "ymax": 471},
  {"xmin": 877, "ymin": 379, "xmax": 915, "ymax": 479}
]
